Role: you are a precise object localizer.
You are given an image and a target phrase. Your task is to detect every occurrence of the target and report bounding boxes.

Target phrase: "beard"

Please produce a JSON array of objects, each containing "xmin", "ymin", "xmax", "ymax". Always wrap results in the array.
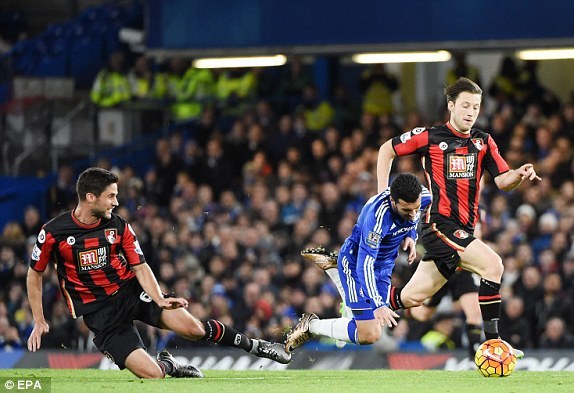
[{"xmin": 93, "ymin": 209, "xmax": 112, "ymax": 221}]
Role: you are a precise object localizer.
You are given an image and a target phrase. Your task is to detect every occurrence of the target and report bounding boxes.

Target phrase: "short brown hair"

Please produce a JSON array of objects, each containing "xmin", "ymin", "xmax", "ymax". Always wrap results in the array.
[
  {"xmin": 76, "ymin": 167, "xmax": 118, "ymax": 201},
  {"xmin": 445, "ymin": 77, "xmax": 482, "ymax": 104}
]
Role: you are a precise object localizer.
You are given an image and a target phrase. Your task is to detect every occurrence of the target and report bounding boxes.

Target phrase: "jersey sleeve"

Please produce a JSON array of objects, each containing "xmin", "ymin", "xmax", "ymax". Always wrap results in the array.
[
  {"xmin": 392, "ymin": 127, "xmax": 429, "ymax": 157},
  {"xmin": 356, "ymin": 204, "xmax": 389, "ymax": 308},
  {"xmin": 483, "ymin": 135, "xmax": 510, "ymax": 177},
  {"xmin": 121, "ymin": 222, "xmax": 146, "ymax": 266},
  {"xmin": 406, "ymin": 227, "xmax": 418, "ymax": 243},
  {"xmin": 421, "ymin": 186, "xmax": 432, "ymax": 211},
  {"xmin": 30, "ymin": 226, "xmax": 54, "ymax": 272},
  {"xmin": 408, "ymin": 187, "xmax": 432, "ymax": 242}
]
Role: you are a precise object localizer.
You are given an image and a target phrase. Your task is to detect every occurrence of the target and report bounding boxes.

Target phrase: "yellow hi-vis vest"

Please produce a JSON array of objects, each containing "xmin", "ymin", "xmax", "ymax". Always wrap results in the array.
[{"xmin": 90, "ymin": 70, "xmax": 131, "ymax": 107}]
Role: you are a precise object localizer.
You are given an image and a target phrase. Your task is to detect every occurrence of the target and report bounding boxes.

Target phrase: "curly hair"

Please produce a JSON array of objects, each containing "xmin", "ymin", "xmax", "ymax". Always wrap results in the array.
[{"xmin": 390, "ymin": 173, "xmax": 422, "ymax": 203}]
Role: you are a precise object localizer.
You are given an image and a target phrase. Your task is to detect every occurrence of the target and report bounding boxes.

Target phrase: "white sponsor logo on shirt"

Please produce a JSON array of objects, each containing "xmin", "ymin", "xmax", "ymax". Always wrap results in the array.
[{"xmin": 31, "ymin": 245, "xmax": 42, "ymax": 261}]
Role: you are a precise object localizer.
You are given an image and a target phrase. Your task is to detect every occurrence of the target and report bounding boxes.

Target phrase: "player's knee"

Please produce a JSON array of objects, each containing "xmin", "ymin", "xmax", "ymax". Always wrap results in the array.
[
  {"xmin": 357, "ymin": 324, "xmax": 381, "ymax": 345},
  {"xmin": 402, "ymin": 292, "xmax": 426, "ymax": 308},
  {"xmin": 187, "ymin": 319, "xmax": 205, "ymax": 339},
  {"xmin": 483, "ymin": 254, "xmax": 504, "ymax": 280}
]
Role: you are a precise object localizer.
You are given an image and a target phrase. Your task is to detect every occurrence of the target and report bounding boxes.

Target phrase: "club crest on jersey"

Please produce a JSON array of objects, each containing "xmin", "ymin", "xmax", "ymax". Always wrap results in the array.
[
  {"xmin": 439, "ymin": 142, "xmax": 448, "ymax": 150},
  {"xmin": 453, "ymin": 229, "xmax": 469, "ymax": 239},
  {"xmin": 67, "ymin": 236, "xmax": 75, "ymax": 245},
  {"xmin": 471, "ymin": 138, "xmax": 484, "ymax": 151},
  {"xmin": 365, "ymin": 231, "xmax": 382, "ymax": 248},
  {"xmin": 104, "ymin": 228, "xmax": 117, "ymax": 244},
  {"xmin": 447, "ymin": 153, "xmax": 477, "ymax": 179}
]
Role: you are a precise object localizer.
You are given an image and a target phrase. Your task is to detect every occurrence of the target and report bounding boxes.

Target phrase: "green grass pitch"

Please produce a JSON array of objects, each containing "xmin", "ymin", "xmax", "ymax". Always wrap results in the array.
[{"xmin": 1, "ymin": 369, "xmax": 573, "ymax": 393}]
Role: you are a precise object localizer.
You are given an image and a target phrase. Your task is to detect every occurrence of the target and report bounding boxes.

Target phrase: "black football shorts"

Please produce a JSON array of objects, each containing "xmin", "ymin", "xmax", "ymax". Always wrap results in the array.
[
  {"xmin": 420, "ymin": 218, "xmax": 476, "ymax": 279},
  {"xmin": 83, "ymin": 279, "xmax": 164, "ymax": 369}
]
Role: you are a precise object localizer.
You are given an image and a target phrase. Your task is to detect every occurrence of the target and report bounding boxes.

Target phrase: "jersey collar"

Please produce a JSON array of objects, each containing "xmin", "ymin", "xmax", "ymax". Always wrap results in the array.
[
  {"xmin": 446, "ymin": 122, "xmax": 471, "ymax": 139},
  {"xmin": 71, "ymin": 210, "xmax": 101, "ymax": 228}
]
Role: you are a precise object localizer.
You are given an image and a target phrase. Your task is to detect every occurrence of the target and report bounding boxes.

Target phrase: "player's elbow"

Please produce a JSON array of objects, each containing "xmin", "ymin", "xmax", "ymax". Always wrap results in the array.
[{"xmin": 379, "ymin": 139, "xmax": 395, "ymax": 157}]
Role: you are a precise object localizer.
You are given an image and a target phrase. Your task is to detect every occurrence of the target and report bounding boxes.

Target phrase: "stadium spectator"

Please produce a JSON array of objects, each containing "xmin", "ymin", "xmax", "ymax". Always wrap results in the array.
[
  {"xmin": 539, "ymin": 317, "xmax": 574, "ymax": 349},
  {"xmin": 276, "ymin": 56, "xmax": 314, "ymax": 104},
  {"xmin": 0, "ymin": 315, "xmax": 22, "ymax": 350},
  {"xmin": 297, "ymin": 84, "xmax": 334, "ymax": 132},
  {"xmin": 216, "ymin": 68, "xmax": 258, "ymax": 116},
  {"xmin": 445, "ymin": 52, "xmax": 481, "ymax": 87},
  {"xmin": 499, "ymin": 296, "xmax": 532, "ymax": 349},
  {"xmin": 359, "ymin": 63, "xmax": 399, "ymax": 116},
  {"xmin": 48, "ymin": 164, "xmax": 77, "ymax": 216},
  {"xmin": 90, "ymin": 50, "xmax": 131, "ymax": 107},
  {"xmin": 127, "ymin": 55, "xmax": 158, "ymax": 100},
  {"xmin": 488, "ymin": 56, "xmax": 519, "ymax": 111},
  {"xmin": 165, "ymin": 58, "xmax": 215, "ymax": 122},
  {"xmin": 420, "ymin": 313, "xmax": 458, "ymax": 351},
  {"xmin": 150, "ymin": 138, "xmax": 184, "ymax": 207}
]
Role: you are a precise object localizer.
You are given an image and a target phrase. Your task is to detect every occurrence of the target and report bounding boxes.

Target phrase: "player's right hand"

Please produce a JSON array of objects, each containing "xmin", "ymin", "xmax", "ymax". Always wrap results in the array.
[
  {"xmin": 517, "ymin": 163, "xmax": 541, "ymax": 181},
  {"xmin": 158, "ymin": 297, "xmax": 189, "ymax": 310},
  {"xmin": 374, "ymin": 306, "xmax": 399, "ymax": 328},
  {"xmin": 27, "ymin": 320, "xmax": 49, "ymax": 352}
]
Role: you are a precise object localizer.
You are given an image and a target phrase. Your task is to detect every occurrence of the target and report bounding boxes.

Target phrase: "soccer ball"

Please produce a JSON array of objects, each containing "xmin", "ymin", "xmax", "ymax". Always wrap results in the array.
[{"xmin": 474, "ymin": 339, "xmax": 517, "ymax": 377}]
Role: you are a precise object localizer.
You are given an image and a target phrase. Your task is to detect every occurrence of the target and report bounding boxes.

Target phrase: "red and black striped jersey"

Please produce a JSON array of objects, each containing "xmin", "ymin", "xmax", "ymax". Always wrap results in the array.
[
  {"xmin": 30, "ymin": 211, "xmax": 146, "ymax": 318},
  {"xmin": 391, "ymin": 122, "xmax": 510, "ymax": 231}
]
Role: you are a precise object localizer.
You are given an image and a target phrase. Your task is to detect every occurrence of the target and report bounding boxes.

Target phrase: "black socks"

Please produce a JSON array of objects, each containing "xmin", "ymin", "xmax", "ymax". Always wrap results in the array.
[
  {"xmin": 201, "ymin": 319, "xmax": 252, "ymax": 351},
  {"xmin": 478, "ymin": 278, "xmax": 502, "ymax": 340}
]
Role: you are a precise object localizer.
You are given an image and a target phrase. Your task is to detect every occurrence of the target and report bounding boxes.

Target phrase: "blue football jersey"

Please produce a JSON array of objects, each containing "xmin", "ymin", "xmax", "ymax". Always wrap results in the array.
[{"xmin": 340, "ymin": 186, "xmax": 432, "ymax": 308}]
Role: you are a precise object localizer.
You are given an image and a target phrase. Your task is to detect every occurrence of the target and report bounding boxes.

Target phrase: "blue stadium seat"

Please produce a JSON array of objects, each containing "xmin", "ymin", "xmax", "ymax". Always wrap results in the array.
[{"xmin": 69, "ymin": 36, "xmax": 104, "ymax": 88}]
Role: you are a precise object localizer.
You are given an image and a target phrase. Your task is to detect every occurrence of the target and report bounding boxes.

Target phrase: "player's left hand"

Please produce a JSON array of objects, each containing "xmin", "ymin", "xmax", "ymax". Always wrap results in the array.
[
  {"xmin": 517, "ymin": 163, "xmax": 541, "ymax": 181},
  {"xmin": 375, "ymin": 306, "xmax": 399, "ymax": 328},
  {"xmin": 27, "ymin": 320, "xmax": 50, "ymax": 352},
  {"xmin": 158, "ymin": 297, "xmax": 188, "ymax": 310},
  {"xmin": 402, "ymin": 237, "xmax": 417, "ymax": 264}
]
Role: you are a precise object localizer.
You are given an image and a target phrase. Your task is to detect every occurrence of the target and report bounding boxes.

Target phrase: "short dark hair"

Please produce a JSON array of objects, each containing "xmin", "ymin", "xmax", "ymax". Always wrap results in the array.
[
  {"xmin": 76, "ymin": 167, "xmax": 118, "ymax": 201},
  {"xmin": 445, "ymin": 77, "xmax": 482, "ymax": 104},
  {"xmin": 390, "ymin": 173, "xmax": 422, "ymax": 203}
]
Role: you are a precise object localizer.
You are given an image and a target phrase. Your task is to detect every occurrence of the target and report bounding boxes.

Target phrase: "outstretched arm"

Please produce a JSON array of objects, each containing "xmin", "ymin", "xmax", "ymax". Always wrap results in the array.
[
  {"xmin": 132, "ymin": 263, "xmax": 188, "ymax": 310},
  {"xmin": 494, "ymin": 163, "xmax": 541, "ymax": 191},
  {"xmin": 377, "ymin": 140, "xmax": 396, "ymax": 193},
  {"xmin": 27, "ymin": 268, "xmax": 49, "ymax": 351}
]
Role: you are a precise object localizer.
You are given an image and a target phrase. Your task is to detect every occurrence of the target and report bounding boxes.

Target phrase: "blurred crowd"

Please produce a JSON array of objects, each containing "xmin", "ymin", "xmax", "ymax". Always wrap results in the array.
[{"xmin": 1, "ymin": 54, "xmax": 574, "ymax": 354}]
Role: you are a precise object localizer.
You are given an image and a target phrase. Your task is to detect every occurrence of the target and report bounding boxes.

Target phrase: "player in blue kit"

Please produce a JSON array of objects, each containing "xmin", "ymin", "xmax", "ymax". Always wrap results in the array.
[{"xmin": 285, "ymin": 173, "xmax": 431, "ymax": 351}]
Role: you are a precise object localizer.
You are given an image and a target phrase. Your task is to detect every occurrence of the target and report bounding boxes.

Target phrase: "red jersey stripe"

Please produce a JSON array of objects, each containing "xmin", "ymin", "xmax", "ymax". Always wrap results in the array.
[
  {"xmin": 60, "ymin": 238, "xmax": 96, "ymax": 305},
  {"xmin": 455, "ymin": 147, "xmax": 470, "ymax": 226},
  {"xmin": 429, "ymin": 145, "xmax": 451, "ymax": 217}
]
